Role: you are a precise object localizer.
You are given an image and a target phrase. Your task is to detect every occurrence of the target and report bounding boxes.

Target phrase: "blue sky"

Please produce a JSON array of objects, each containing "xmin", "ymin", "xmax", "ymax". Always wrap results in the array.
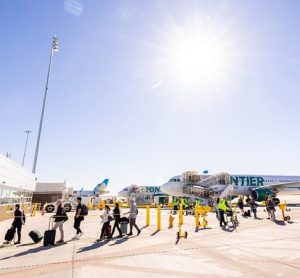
[{"xmin": 1, "ymin": 0, "xmax": 300, "ymax": 193}]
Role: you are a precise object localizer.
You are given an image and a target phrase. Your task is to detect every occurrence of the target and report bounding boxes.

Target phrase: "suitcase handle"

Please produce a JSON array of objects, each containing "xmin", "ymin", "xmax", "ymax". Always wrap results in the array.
[{"xmin": 49, "ymin": 217, "xmax": 54, "ymax": 230}]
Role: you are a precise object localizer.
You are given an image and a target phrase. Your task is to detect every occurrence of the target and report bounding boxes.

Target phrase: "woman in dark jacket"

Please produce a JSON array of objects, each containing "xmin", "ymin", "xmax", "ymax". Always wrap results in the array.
[{"xmin": 52, "ymin": 199, "xmax": 67, "ymax": 243}]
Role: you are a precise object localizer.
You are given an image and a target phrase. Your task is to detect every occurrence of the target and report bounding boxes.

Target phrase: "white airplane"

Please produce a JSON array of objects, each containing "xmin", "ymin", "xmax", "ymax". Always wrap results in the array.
[
  {"xmin": 160, "ymin": 171, "xmax": 300, "ymax": 203},
  {"xmin": 73, "ymin": 179, "xmax": 110, "ymax": 197},
  {"xmin": 118, "ymin": 184, "xmax": 170, "ymax": 205}
]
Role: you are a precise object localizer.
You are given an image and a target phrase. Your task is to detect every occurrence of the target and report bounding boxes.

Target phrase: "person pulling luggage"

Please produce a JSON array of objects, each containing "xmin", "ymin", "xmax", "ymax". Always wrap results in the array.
[
  {"xmin": 51, "ymin": 199, "xmax": 68, "ymax": 243},
  {"xmin": 97, "ymin": 205, "xmax": 112, "ymax": 241},
  {"xmin": 109, "ymin": 203, "xmax": 122, "ymax": 239},
  {"xmin": 4, "ymin": 204, "xmax": 25, "ymax": 244},
  {"xmin": 127, "ymin": 199, "xmax": 141, "ymax": 236}
]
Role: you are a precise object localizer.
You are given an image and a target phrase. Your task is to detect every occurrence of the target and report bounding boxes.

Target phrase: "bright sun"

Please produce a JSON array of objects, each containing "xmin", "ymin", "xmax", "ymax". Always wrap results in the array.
[
  {"xmin": 153, "ymin": 23, "xmax": 236, "ymax": 95},
  {"xmin": 171, "ymin": 39, "xmax": 222, "ymax": 81}
]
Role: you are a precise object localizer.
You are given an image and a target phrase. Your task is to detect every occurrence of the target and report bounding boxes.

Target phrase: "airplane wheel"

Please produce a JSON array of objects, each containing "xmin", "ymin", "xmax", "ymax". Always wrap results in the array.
[
  {"xmin": 176, "ymin": 232, "xmax": 180, "ymax": 239},
  {"xmin": 287, "ymin": 216, "xmax": 290, "ymax": 220},
  {"xmin": 184, "ymin": 231, "xmax": 188, "ymax": 239}
]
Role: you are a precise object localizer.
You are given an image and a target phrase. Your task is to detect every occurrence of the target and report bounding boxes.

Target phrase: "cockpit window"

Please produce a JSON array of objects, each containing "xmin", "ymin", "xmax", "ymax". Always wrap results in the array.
[{"xmin": 168, "ymin": 178, "xmax": 180, "ymax": 182}]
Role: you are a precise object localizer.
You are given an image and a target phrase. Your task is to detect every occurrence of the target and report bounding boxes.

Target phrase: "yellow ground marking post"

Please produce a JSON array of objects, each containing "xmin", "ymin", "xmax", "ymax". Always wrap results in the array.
[
  {"xmin": 157, "ymin": 205, "xmax": 161, "ymax": 231},
  {"xmin": 146, "ymin": 205, "xmax": 150, "ymax": 227}
]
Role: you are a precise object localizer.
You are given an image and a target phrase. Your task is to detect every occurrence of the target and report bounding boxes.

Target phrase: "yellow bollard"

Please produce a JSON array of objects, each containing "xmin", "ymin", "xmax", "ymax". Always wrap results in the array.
[
  {"xmin": 195, "ymin": 205, "xmax": 200, "ymax": 229},
  {"xmin": 146, "ymin": 205, "xmax": 150, "ymax": 226},
  {"xmin": 179, "ymin": 204, "xmax": 183, "ymax": 226},
  {"xmin": 157, "ymin": 205, "xmax": 161, "ymax": 231}
]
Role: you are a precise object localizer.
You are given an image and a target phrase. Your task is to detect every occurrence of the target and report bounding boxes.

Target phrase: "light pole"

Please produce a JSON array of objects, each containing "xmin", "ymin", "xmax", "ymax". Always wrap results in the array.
[
  {"xmin": 32, "ymin": 36, "xmax": 59, "ymax": 174},
  {"xmin": 22, "ymin": 130, "xmax": 31, "ymax": 167}
]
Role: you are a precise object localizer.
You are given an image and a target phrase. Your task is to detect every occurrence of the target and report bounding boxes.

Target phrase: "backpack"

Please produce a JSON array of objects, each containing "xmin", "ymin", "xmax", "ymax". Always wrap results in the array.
[
  {"xmin": 81, "ymin": 204, "xmax": 88, "ymax": 216},
  {"xmin": 135, "ymin": 208, "xmax": 139, "ymax": 215}
]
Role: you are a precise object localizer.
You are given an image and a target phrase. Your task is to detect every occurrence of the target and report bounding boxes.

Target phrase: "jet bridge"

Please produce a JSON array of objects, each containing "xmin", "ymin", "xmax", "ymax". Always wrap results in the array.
[{"xmin": 196, "ymin": 172, "xmax": 231, "ymax": 195}]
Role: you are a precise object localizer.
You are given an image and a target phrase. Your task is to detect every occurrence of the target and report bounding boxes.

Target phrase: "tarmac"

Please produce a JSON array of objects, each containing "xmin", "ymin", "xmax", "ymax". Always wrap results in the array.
[{"xmin": 0, "ymin": 205, "xmax": 300, "ymax": 278}]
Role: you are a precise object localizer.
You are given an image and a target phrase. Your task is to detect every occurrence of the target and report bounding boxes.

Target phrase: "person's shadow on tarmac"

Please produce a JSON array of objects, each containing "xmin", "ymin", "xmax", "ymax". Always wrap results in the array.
[
  {"xmin": 77, "ymin": 240, "xmax": 109, "ymax": 253},
  {"xmin": 0, "ymin": 245, "xmax": 54, "ymax": 260}
]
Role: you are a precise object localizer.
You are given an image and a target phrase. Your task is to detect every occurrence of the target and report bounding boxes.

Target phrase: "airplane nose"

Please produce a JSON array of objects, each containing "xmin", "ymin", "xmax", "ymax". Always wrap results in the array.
[{"xmin": 161, "ymin": 182, "xmax": 183, "ymax": 196}]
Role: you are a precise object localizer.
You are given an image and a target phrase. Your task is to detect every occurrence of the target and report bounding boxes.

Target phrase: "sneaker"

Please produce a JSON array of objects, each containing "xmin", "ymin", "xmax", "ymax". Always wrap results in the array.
[
  {"xmin": 137, "ymin": 230, "xmax": 141, "ymax": 236},
  {"xmin": 96, "ymin": 238, "xmax": 103, "ymax": 242},
  {"xmin": 127, "ymin": 233, "xmax": 133, "ymax": 236},
  {"xmin": 57, "ymin": 239, "xmax": 64, "ymax": 244},
  {"xmin": 118, "ymin": 235, "xmax": 123, "ymax": 238},
  {"xmin": 14, "ymin": 241, "xmax": 21, "ymax": 245}
]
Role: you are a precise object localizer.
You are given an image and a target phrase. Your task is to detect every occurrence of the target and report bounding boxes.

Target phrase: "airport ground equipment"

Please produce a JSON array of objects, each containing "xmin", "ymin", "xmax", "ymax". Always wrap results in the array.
[
  {"xmin": 177, "ymin": 204, "xmax": 188, "ymax": 239},
  {"xmin": 169, "ymin": 214, "xmax": 174, "ymax": 228},
  {"xmin": 31, "ymin": 203, "xmax": 38, "ymax": 216},
  {"xmin": 197, "ymin": 206, "xmax": 211, "ymax": 228},
  {"xmin": 146, "ymin": 205, "xmax": 150, "ymax": 226},
  {"xmin": 279, "ymin": 201, "xmax": 291, "ymax": 221},
  {"xmin": 226, "ymin": 209, "xmax": 239, "ymax": 228}
]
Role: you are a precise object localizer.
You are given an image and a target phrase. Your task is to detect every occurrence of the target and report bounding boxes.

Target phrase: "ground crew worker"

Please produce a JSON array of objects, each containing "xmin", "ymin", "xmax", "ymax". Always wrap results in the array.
[
  {"xmin": 217, "ymin": 197, "xmax": 228, "ymax": 228},
  {"xmin": 237, "ymin": 196, "xmax": 244, "ymax": 215},
  {"xmin": 266, "ymin": 195, "xmax": 276, "ymax": 222}
]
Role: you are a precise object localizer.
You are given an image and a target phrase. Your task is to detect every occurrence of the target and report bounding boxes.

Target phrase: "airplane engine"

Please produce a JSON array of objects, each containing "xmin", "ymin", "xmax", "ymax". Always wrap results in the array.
[{"xmin": 251, "ymin": 188, "xmax": 280, "ymax": 204}]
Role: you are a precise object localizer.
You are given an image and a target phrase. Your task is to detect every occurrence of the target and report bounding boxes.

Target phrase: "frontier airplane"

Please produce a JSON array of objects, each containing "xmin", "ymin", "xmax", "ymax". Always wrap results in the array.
[{"xmin": 160, "ymin": 171, "xmax": 300, "ymax": 203}]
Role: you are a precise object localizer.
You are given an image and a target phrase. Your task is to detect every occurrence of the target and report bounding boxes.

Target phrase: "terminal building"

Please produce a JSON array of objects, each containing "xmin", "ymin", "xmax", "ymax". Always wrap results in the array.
[{"xmin": 0, "ymin": 154, "xmax": 36, "ymax": 216}]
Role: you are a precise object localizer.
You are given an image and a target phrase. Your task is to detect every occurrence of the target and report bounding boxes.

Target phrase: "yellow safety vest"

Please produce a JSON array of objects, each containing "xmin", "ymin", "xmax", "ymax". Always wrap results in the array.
[{"xmin": 218, "ymin": 199, "xmax": 227, "ymax": 211}]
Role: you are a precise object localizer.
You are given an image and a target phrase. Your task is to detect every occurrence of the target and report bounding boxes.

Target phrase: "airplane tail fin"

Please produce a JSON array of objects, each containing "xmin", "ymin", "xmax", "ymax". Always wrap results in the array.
[{"xmin": 94, "ymin": 179, "xmax": 109, "ymax": 192}]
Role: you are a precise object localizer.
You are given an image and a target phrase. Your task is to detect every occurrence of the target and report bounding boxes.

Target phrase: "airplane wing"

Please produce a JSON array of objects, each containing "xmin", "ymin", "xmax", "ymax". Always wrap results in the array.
[{"xmin": 260, "ymin": 181, "xmax": 300, "ymax": 192}]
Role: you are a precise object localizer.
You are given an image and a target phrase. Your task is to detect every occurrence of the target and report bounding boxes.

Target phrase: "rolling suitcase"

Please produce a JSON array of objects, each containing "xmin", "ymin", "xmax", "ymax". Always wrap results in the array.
[
  {"xmin": 5, "ymin": 227, "xmax": 15, "ymax": 242},
  {"xmin": 120, "ymin": 223, "xmax": 128, "ymax": 235},
  {"xmin": 43, "ymin": 218, "xmax": 56, "ymax": 246},
  {"xmin": 104, "ymin": 224, "xmax": 111, "ymax": 238},
  {"xmin": 29, "ymin": 230, "xmax": 43, "ymax": 243}
]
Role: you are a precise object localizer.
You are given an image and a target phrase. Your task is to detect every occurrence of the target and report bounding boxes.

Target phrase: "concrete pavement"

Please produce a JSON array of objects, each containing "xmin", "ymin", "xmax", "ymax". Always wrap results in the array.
[{"xmin": 0, "ymin": 206, "xmax": 300, "ymax": 277}]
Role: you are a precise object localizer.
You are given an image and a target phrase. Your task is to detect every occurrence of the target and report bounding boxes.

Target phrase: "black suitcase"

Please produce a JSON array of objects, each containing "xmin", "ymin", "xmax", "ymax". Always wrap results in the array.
[
  {"xmin": 5, "ymin": 227, "xmax": 15, "ymax": 242},
  {"xmin": 29, "ymin": 230, "xmax": 43, "ymax": 243},
  {"xmin": 43, "ymin": 218, "xmax": 56, "ymax": 246}
]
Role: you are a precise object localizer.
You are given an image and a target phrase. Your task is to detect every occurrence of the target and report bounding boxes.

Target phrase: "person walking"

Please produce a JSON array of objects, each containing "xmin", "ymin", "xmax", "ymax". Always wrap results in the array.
[
  {"xmin": 127, "ymin": 199, "xmax": 141, "ymax": 236},
  {"xmin": 73, "ymin": 197, "xmax": 84, "ymax": 240},
  {"xmin": 237, "ymin": 196, "xmax": 244, "ymax": 215},
  {"xmin": 52, "ymin": 199, "xmax": 67, "ymax": 243},
  {"xmin": 9, "ymin": 204, "xmax": 25, "ymax": 244},
  {"xmin": 217, "ymin": 197, "xmax": 228, "ymax": 228},
  {"xmin": 109, "ymin": 203, "xmax": 122, "ymax": 238},
  {"xmin": 266, "ymin": 195, "xmax": 276, "ymax": 222},
  {"xmin": 249, "ymin": 198, "xmax": 258, "ymax": 219},
  {"xmin": 97, "ymin": 205, "xmax": 112, "ymax": 241}
]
